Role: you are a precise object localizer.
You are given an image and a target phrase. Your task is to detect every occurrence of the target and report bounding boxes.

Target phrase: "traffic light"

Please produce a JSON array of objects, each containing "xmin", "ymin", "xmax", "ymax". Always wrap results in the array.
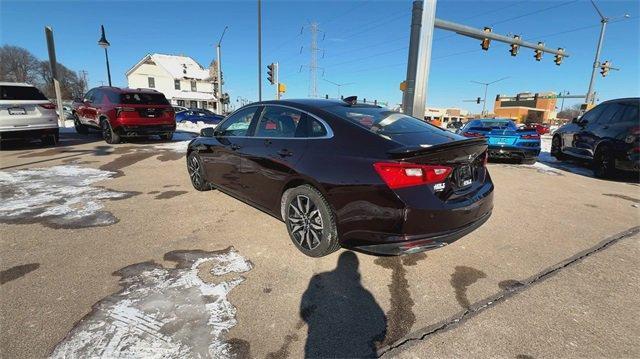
[
  {"xmin": 278, "ymin": 83, "xmax": 286, "ymax": 94},
  {"xmin": 267, "ymin": 63, "xmax": 275, "ymax": 85},
  {"xmin": 399, "ymin": 81, "xmax": 407, "ymax": 92},
  {"xmin": 481, "ymin": 27, "xmax": 492, "ymax": 51},
  {"xmin": 600, "ymin": 61, "xmax": 610, "ymax": 77},
  {"xmin": 534, "ymin": 42, "xmax": 544, "ymax": 61},
  {"xmin": 476, "ymin": 97, "xmax": 481, "ymax": 104},
  {"xmin": 510, "ymin": 35, "xmax": 520, "ymax": 56},
  {"xmin": 554, "ymin": 48, "xmax": 564, "ymax": 66}
]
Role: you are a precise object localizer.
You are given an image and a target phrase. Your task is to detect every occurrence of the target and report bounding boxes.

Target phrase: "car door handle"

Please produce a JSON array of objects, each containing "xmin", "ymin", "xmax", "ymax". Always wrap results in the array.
[
  {"xmin": 231, "ymin": 144, "xmax": 241, "ymax": 151},
  {"xmin": 264, "ymin": 139, "xmax": 272, "ymax": 145},
  {"xmin": 277, "ymin": 149, "xmax": 293, "ymax": 157}
]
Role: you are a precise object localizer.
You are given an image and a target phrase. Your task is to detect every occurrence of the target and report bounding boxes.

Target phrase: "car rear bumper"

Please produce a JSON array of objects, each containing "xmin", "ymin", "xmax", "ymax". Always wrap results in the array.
[
  {"xmin": 114, "ymin": 124, "xmax": 176, "ymax": 137},
  {"xmin": 615, "ymin": 158, "xmax": 640, "ymax": 172},
  {"xmin": 0, "ymin": 127, "xmax": 59, "ymax": 141},
  {"xmin": 352, "ymin": 210, "xmax": 492, "ymax": 255},
  {"xmin": 488, "ymin": 145, "xmax": 540, "ymax": 159}
]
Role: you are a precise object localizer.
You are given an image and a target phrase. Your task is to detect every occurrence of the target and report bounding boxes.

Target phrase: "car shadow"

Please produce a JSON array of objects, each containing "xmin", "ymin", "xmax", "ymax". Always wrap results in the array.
[
  {"xmin": 300, "ymin": 251, "xmax": 387, "ymax": 358},
  {"xmin": 536, "ymin": 150, "xmax": 639, "ymax": 184},
  {"xmin": 0, "ymin": 130, "xmax": 103, "ymax": 152}
]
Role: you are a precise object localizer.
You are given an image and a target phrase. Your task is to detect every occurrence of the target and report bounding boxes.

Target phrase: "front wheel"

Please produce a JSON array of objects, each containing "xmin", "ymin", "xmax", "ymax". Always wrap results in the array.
[
  {"xmin": 187, "ymin": 152, "xmax": 211, "ymax": 191},
  {"xmin": 281, "ymin": 185, "xmax": 340, "ymax": 257},
  {"xmin": 101, "ymin": 119, "xmax": 121, "ymax": 144},
  {"xmin": 42, "ymin": 133, "xmax": 58, "ymax": 147},
  {"xmin": 74, "ymin": 114, "xmax": 88, "ymax": 134},
  {"xmin": 551, "ymin": 135, "xmax": 565, "ymax": 161}
]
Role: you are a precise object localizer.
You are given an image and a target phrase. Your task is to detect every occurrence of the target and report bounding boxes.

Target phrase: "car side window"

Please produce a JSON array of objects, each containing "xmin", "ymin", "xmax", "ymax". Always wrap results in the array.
[
  {"xmin": 595, "ymin": 103, "xmax": 624, "ymax": 125},
  {"xmin": 84, "ymin": 89, "xmax": 95, "ymax": 102},
  {"xmin": 93, "ymin": 90, "xmax": 104, "ymax": 105},
  {"xmin": 619, "ymin": 104, "xmax": 638, "ymax": 124},
  {"xmin": 217, "ymin": 107, "xmax": 258, "ymax": 137},
  {"xmin": 580, "ymin": 104, "xmax": 606, "ymax": 124},
  {"xmin": 255, "ymin": 106, "xmax": 304, "ymax": 138},
  {"xmin": 295, "ymin": 115, "xmax": 328, "ymax": 138}
]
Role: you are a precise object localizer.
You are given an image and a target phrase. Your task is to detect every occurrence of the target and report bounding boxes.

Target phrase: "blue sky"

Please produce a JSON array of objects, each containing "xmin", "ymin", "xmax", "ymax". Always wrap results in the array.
[{"xmin": 1, "ymin": 0, "xmax": 638, "ymax": 112}]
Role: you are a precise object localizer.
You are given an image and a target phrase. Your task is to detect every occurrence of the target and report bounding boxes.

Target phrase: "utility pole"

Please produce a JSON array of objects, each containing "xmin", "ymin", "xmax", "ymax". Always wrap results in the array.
[
  {"xmin": 470, "ymin": 77, "xmax": 509, "ymax": 116},
  {"xmin": 44, "ymin": 26, "xmax": 65, "ymax": 127},
  {"xmin": 309, "ymin": 22, "xmax": 320, "ymax": 98},
  {"xmin": 275, "ymin": 62, "xmax": 280, "ymax": 100},
  {"xmin": 257, "ymin": 0, "xmax": 262, "ymax": 101},
  {"xmin": 80, "ymin": 70, "xmax": 88, "ymax": 95},
  {"xmin": 402, "ymin": 0, "xmax": 436, "ymax": 117},
  {"xmin": 323, "ymin": 79, "xmax": 355, "ymax": 98},
  {"xmin": 585, "ymin": 0, "xmax": 629, "ymax": 105},
  {"xmin": 216, "ymin": 26, "xmax": 228, "ymax": 115}
]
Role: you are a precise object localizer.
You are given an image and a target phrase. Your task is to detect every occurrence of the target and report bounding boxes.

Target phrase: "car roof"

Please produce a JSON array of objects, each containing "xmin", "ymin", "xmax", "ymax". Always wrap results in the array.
[
  {"xmin": 255, "ymin": 98, "xmax": 383, "ymax": 109},
  {"xmin": 0, "ymin": 82, "xmax": 36, "ymax": 87},
  {"xmin": 92, "ymin": 86, "xmax": 162, "ymax": 94}
]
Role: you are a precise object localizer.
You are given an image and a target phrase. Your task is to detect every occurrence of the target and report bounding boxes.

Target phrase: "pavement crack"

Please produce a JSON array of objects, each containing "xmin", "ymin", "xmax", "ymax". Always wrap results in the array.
[{"xmin": 377, "ymin": 225, "xmax": 640, "ymax": 357}]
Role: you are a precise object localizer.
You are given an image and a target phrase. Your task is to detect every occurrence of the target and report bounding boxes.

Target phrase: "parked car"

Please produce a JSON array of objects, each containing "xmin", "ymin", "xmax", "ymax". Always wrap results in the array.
[
  {"xmin": 526, "ymin": 122, "xmax": 550, "ymax": 135},
  {"xmin": 446, "ymin": 121, "xmax": 463, "ymax": 131},
  {"xmin": 186, "ymin": 98, "xmax": 494, "ymax": 257},
  {"xmin": 0, "ymin": 82, "xmax": 59, "ymax": 148},
  {"xmin": 551, "ymin": 97, "xmax": 639, "ymax": 178},
  {"xmin": 457, "ymin": 118, "xmax": 540, "ymax": 164},
  {"xmin": 173, "ymin": 106, "xmax": 188, "ymax": 113},
  {"xmin": 175, "ymin": 109, "xmax": 225, "ymax": 125},
  {"xmin": 72, "ymin": 87, "xmax": 175, "ymax": 144}
]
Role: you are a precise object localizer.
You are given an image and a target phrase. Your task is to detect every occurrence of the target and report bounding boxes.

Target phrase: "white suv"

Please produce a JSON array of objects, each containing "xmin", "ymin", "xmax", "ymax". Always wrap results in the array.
[{"xmin": 0, "ymin": 82, "xmax": 59, "ymax": 148}]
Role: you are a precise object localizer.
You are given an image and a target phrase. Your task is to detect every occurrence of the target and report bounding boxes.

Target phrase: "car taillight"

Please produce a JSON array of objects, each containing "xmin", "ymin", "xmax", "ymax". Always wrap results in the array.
[
  {"xmin": 115, "ymin": 107, "xmax": 136, "ymax": 117},
  {"xmin": 373, "ymin": 162, "xmax": 453, "ymax": 189},
  {"xmin": 463, "ymin": 132, "xmax": 483, "ymax": 138},
  {"xmin": 520, "ymin": 133, "xmax": 540, "ymax": 140},
  {"xmin": 38, "ymin": 103, "xmax": 56, "ymax": 109}
]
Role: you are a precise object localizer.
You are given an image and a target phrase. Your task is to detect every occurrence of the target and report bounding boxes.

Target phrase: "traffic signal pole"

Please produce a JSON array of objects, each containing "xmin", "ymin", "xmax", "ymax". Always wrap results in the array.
[{"xmin": 586, "ymin": 18, "xmax": 607, "ymax": 105}]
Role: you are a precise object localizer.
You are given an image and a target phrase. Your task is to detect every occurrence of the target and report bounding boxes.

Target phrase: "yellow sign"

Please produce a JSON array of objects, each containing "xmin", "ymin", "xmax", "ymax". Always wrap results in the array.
[
  {"xmin": 278, "ymin": 83, "xmax": 286, "ymax": 93},
  {"xmin": 400, "ymin": 81, "xmax": 407, "ymax": 92}
]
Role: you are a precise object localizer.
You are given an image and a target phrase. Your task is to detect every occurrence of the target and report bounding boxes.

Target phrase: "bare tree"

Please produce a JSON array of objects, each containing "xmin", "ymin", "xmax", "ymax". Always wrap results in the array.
[
  {"xmin": 557, "ymin": 104, "xmax": 582, "ymax": 120},
  {"xmin": 0, "ymin": 45, "xmax": 40, "ymax": 83}
]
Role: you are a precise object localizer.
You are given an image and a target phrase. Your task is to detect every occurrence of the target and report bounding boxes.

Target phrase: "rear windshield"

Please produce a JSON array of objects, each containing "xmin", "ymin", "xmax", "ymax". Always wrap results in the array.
[
  {"xmin": 120, "ymin": 92, "xmax": 169, "ymax": 105},
  {"xmin": 0, "ymin": 85, "xmax": 47, "ymax": 100},
  {"xmin": 471, "ymin": 120, "xmax": 517, "ymax": 130},
  {"xmin": 325, "ymin": 106, "xmax": 440, "ymax": 134}
]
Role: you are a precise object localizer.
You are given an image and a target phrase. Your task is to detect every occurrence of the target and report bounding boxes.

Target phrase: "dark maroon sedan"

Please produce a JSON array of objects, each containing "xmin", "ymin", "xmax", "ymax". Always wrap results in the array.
[{"xmin": 186, "ymin": 98, "xmax": 493, "ymax": 257}]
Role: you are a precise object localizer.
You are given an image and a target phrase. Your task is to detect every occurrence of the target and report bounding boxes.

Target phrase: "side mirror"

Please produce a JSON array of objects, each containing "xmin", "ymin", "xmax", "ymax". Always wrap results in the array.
[{"xmin": 200, "ymin": 127, "xmax": 215, "ymax": 137}]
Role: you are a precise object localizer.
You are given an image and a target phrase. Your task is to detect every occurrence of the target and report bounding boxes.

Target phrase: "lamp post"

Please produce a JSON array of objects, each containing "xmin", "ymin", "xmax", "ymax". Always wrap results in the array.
[
  {"xmin": 470, "ymin": 76, "xmax": 509, "ymax": 117},
  {"xmin": 323, "ymin": 79, "xmax": 355, "ymax": 98},
  {"xmin": 216, "ymin": 26, "xmax": 228, "ymax": 115},
  {"xmin": 97, "ymin": 25, "xmax": 112, "ymax": 87}
]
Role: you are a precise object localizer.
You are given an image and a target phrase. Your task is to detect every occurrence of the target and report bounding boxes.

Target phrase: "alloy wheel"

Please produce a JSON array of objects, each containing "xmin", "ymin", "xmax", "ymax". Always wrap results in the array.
[
  {"xmin": 101, "ymin": 121, "xmax": 112, "ymax": 142},
  {"xmin": 287, "ymin": 195, "xmax": 324, "ymax": 251},
  {"xmin": 187, "ymin": 155, "xmax": 203, "ymax": 188}
]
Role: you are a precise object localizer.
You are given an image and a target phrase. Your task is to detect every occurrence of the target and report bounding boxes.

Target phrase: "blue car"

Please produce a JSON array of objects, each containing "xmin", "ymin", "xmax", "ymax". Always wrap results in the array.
[
  {"xmin": 458, "ymin": 118, "xmax": 540, "ymax": 163},
  {"xmin": 175, "ymin": 109, "xmax": 225, "ymax": 125}
]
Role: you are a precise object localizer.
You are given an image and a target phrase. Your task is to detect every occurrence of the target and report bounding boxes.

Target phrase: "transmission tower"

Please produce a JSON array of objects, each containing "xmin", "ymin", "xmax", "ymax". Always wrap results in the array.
[{"xmin": 307, "ymin": 22, "xmax": 323, "ymax": 98}]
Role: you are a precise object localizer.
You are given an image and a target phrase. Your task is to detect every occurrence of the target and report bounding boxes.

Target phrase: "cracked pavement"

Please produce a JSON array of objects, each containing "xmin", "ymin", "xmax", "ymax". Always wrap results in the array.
[{"xmin": 1, "ymin": 132, "xmax": 639, "ymax": 358}]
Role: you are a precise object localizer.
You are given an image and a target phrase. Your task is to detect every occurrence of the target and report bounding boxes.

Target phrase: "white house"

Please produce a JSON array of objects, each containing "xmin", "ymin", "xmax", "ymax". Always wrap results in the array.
[{"xmin": 126, "ymin": 53, "xmax": 218, "ymax": 111}]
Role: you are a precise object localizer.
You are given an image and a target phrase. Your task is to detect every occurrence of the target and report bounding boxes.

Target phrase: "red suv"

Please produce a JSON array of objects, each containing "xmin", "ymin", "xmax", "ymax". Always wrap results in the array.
[{"xmin": 72, "ymin": 86, "xmax": 175, "ymax": 144}]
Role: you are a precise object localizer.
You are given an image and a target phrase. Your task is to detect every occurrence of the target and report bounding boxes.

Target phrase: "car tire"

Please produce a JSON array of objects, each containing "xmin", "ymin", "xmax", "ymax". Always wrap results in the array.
[
  {"xmin": 42, "ymin": 133, "xmax": 58, "ymax": 147},
  {"xmin": 100, "ymin": 118, "xmax": 121, "ymax": 144},
  {"xmin": 187, "ymin": 152, "xmax": 211, "ymax": 191},
  {"xmin": 551, "ymin": 135, "xmax": 565, "ymax": 161},
  {"xmin": 593, "ymin": 145, "xmax": 616, "ymax": 179},
  {"xmin": 73, "ymin": 114, "xmax": 88, "ymax": 134},
  {"xmin": 521, "ymin": 158, "xmax": 537, "ymax": 165},
  {"xmin": 160, "ymin": 132, "xmax": 174, "ymax": 141},
  {"xmin": 281, "ymin": 185, "xmax": 340, "ymax": 257}
]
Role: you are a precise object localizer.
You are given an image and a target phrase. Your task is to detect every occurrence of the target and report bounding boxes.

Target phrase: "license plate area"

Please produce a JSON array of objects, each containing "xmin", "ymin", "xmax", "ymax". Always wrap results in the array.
[
  {"xmin": 455, "ymin": 164, "xmax": 473, "ymax": 188},
  {"xmin": 8, "ymin": 107, "xmax": 27, "ymax": 115}
]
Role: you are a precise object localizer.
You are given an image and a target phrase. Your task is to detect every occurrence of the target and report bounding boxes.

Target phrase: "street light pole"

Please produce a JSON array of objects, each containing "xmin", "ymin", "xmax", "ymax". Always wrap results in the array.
[
  {"xmin": 323, "ymin": 79, "xmax": 355, "ymax": 98},
  {"xmin": 97, "ymin": 25, "xmax": 111, "ymax": 87},
  {"xmin": 216, "ymin": 26, "xmax": 228, "ymax": 115},
  {"xmin": 471, "ymin": 76, "xmax": 509, "ymax": 117}
]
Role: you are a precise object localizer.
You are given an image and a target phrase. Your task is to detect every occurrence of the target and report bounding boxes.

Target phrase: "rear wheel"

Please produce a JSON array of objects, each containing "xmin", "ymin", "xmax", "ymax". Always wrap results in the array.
[
  {"xmin": 41, "ymin": 133, "xmax": 58, "ymax": 147},
  {"xmin": 551, "ymin": 135, "xmax": 565, "ymax": 160},
  {"xmin": 281, "ymin": 185, "xmax": 340, "ymax": 257},
  {"xmin": 73, "ymin": 114, "xmax": 88, "ymax": 134},
  {"xmin": 187, "ymin": 152, "xmax": 211, "ymax": 191},
  {"xmin": 593, "ymin": 146, "xmax": 616, "ymax": 178},
  {"xmin": 160, "ymin": 132, "xmax": 174, "ymax": 141},
  {"xmin": 521, "ymin": 158, "xmax": 537, "ymax": 165},
  {"xmin": 100, "ymin": 118, "xmax": 120, "ymax": 144}
]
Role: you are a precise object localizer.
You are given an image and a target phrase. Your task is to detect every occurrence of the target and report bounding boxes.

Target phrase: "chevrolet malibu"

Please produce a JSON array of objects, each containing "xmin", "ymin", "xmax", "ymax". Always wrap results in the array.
[{"xmin": 186, "ymin": 98, "xmax": 494, "ymax": 257}]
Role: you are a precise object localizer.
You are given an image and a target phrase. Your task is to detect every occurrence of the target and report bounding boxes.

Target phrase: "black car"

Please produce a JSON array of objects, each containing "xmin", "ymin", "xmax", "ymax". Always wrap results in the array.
[
  {"xmin": 551, "ymin": 98, "xmax": 639, "ymax": 178},
  {"xmin": 186, "ymin": 98, "xmax": 494, "ymax": 257}
]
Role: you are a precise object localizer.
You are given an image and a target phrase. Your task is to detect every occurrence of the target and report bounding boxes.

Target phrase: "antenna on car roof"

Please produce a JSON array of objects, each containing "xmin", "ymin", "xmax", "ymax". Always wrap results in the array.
[{"xmin": 343, "ymin": 96, "xmax": 357, "ymax": 105}]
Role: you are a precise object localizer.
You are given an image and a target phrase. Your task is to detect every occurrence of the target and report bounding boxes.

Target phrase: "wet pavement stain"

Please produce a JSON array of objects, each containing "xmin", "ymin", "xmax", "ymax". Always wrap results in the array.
[
  {"xmin": 263, "ymin": 287, "xmax": 272, "ymax": 294},
  {"xmin": 50, "ymin": 247, "xmax": 253, "ymax": 358},
  {"xmin": 516, "ymin": 354, "xmax": 535, "ymax": 359},
  {"xmin": 155, "ymin": 190, "xmax": 188, "ymax": 200},
  {"xmin": 163, "ymin": 184, "xmax": 180, "ymax": 188},
  {"xmin": 374, "ymin": 253, "xmax": 426, "ymax": 346},
  {"xmin": 99, "ymin": 151, "xmax": 157, "ymax": 178},
  {"xmin": 450, "ymin": 266, "xmax": 487, "ymax": 309},
  {"xmin": 158, "ymin": 151, "xmax": 184, "ymax": 162},
  {"xmin": 602, "ymin": 193, "xmax": 640, "ymax": 204},
  {"xmin": 0, "ymin": 263, "xmax": 40, "ymax": 285},
  {"xmin": 148, "ymin": 191, "xmax": 160, "ymax": 194},
  {"xmin": 498, "ymin": 279, "xmax": 525, "ymax": 291},
  {"xmin": 266, "ymin": 333, "xmax": 300, "ymax": 359},
  {"xmin": 584, "ymin": 203, "xmax": 599, "ymax": 208},
  {"xmin": 0, "ymin": 165, "xmax": 138, "ymax": 229}
]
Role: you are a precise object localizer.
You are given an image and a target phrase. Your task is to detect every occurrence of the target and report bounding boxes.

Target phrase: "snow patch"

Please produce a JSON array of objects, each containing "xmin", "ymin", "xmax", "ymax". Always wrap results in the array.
[
  {"xmin": 50, "ymin": 247, "xmax": 253, "ymax": 359},
  {"xmin": 0, "ymin": 165, "xmax": 132, "ymax": 228},
  {"xmin": 526, "ymin": 136, "xmax": 594, "ymax": 177}
]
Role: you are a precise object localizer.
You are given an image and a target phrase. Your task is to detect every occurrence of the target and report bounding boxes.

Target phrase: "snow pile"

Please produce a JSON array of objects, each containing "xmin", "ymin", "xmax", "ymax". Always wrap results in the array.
[
  {"xmin": 0, "ymin": 166, "xmax": 131, "ymax": 228},
  {"xmin": 176, "ymin": 120, "xmax": 217, "ymax": 134},
  {"xmin": 50, "ymin": 247, "xmax": 253, "ymax": 359},
  {"xmin": 532, "ymin": 137, "xmax": 594, "ymax": 177}
]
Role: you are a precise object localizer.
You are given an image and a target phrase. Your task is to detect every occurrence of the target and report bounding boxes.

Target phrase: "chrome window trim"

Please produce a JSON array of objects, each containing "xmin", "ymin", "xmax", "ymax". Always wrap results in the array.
[{"xmin": 214, "ymin": 103, "xmax": 334, "ymax": 140}]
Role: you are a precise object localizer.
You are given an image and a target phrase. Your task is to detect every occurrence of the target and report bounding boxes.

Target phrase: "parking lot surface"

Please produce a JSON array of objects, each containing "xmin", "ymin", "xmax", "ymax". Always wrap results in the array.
[{"xmin": 1, "ymin": 132, "xmax": 639, "ymax": 358}]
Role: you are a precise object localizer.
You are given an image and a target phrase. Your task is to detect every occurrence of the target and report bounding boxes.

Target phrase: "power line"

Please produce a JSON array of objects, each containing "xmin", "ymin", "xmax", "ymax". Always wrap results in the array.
[
  {"xmin": 320, "ymin": 0, "xmax": 369, "ymax": 26},
  {"xmin": 325, "ymin": 35, "xmax": 407, "ymax": 58},
  {"xmin": 339, "ymin": 11, "xmax": 410, "ymax": 40},
  {"xmin": 323, "ymin": 46, "xmax": 407, "ymax": 68},
  {"xmin": 528, "ymin": 15, "xmax": 638, "ymax": 41},
  {"xmin": 490, "ymin": 0, "xmax": 579, "ymax": 26}
]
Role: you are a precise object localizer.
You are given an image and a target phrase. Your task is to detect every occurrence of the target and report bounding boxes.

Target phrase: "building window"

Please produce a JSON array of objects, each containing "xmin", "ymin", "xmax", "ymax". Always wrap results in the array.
[
  {"xmin": 148, "ymin": 77, "xmax": 155, "ymax": 88},
  {"xmin": 174, "ymin": 80, "xmax": 180, "ymax": 90},
  {"xmin": 177, "ymin": 100, "xmax": 185, "ymax": 107},
  {"xmin": 190, "ymin": 100, "xmax": 197, "ymax": 108},
  {"xmin": 191, "ymin": 80, "xmax": 197, "ymax": 92},
  {"xmin": 201, "ymin": 101, "xmax": 207, "ymax": 109}
]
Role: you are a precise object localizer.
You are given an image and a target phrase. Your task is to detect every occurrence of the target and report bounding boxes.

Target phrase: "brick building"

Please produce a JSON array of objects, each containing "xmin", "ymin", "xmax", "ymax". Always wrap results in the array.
[{"xmin": 493, "ymin": 92, "xmax": 557, "ymax": 123}]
